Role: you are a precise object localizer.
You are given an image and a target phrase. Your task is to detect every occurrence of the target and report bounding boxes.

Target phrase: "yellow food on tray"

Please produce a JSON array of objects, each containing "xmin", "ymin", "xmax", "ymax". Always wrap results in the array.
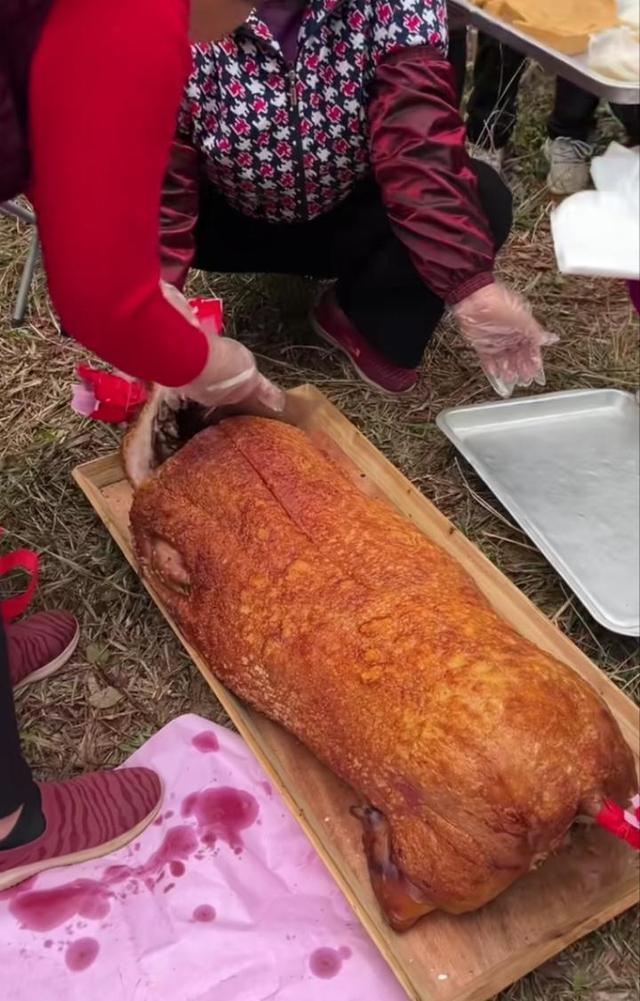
[{"xmin": 471, "ymin": 0, "xmax": 619, "ymax": 54}]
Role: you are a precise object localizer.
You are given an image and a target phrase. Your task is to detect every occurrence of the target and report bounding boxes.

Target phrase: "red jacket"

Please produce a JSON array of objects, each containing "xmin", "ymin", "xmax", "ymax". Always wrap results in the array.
[
  {"xmin": 7, "ymin": 0, "xmax": 208, "ymax": 387},
  {"xmin": 161, "ymin": 0, "xmax": 495, "ymax": 305}
]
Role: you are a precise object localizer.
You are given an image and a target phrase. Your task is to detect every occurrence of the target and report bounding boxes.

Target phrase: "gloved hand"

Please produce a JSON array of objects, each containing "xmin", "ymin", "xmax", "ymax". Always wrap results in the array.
[
  {"xmin": 160, "ymin": 281, "xmax": 284, "ymax": 412},
  {"xmin": 181, "ymin": 334, "xmax": 285, "ymax": 411},
  {"xmin": 452, "ymin": 282, "xmax": 558, "ymax": 398}
]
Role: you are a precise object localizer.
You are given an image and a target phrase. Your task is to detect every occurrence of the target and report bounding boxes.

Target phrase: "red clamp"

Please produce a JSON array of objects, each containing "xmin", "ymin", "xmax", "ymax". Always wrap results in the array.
[
  {"xmin": 0, "ymin": 528, "xmax": 39, "ymax": 624},
  {"xmin": 71, "ymin": 297, "xmax": 223, "ymax": 425},
  {"xmin": 189, "ymin": 297, "xmax": 223, "ymax": 336},
  {"xmin": 596, "ymin": 797, "xmax": 640, "ymax": 850},
  {"xmin": 72, "ymin": 365, "xmax": 148, "ymax": 424}
]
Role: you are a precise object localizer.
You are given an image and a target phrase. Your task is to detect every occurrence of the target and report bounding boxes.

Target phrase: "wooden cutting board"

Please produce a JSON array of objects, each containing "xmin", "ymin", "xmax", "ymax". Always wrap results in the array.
[{"xmin": 73, "ymin": 384, "xmax": 639, "ymax": 1001}]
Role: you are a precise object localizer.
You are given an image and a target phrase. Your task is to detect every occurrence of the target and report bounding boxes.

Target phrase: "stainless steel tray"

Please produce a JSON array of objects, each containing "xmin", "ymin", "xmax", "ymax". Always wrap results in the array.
[
  {"xmin": 450, "ymin": 0, "xmax": 640, "ymax": 105},
  {"xmin": 437, "ymin": 390, "xmax": 640, "ymax": 636}
]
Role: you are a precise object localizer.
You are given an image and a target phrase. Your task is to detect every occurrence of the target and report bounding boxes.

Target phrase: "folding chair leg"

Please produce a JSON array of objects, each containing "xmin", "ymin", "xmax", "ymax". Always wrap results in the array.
[{"xmin": 11, "ymin": 230, "xmax": 40, "ymax": 328}]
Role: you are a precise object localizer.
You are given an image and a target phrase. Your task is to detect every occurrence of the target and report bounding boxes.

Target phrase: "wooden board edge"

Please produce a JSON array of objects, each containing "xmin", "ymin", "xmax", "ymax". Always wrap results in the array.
[
  {"xmin": 73, "ymin": 452, "xmax": 125, "ymax": 490},
  {"xmin": 460, "ymin": 886, "xmax": 639, "ymax": 1001}
]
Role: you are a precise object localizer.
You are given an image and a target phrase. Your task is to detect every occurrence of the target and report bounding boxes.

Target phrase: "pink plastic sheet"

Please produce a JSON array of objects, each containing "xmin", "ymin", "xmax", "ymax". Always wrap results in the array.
[{"xmin": 1, "ymin": 714, "xmax": 406, "ymax": 1001}]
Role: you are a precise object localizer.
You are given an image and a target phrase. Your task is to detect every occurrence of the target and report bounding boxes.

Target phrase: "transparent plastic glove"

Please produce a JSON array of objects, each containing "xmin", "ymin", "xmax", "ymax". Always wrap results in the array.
[
  {"xmin": 452, "ymin": 282, "xmax": 558, "ymax": 398},
  {"xmin": 181, "ymin": 334, "xmax": 285, "ymax": 411},
  {"xmin": 160, "ymin": 281, "xmax": 284, "ymax": 412}
]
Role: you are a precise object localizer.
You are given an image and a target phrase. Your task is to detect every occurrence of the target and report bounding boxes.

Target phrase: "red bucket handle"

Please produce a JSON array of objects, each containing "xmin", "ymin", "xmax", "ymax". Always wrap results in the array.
[{"xmin": 0, "ymin": 529, "xmax": 39, "ymax": 623}]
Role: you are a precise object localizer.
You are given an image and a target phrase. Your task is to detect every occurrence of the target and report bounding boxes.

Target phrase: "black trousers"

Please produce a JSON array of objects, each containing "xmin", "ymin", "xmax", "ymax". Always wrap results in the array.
[
  {"xmin": 194, "ymin": 170, "xmax": 512, "ymax": 369},
  {"xmin": 448, "ymin": 31, "xmax": 640, "ymax": 149},
  {"xmin": 0, "ymin": 619, "xmax": 35, "ymax": 817}
]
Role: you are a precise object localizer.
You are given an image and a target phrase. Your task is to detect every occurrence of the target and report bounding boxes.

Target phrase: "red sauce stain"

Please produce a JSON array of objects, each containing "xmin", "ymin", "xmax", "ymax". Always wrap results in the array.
[
  {"xmin": 10, "ymin": 881, "xmax": 111, "ymax": 932},
  {"xmin": 65, "ymin": 937, "xmax": 99, "ymax": 972},
  {"xmin": 309, "ymin": 948, "xmax": 345, "ymax": 979},
  {"xmin": 165, "ymin": 810, "xmax": 174, "ymax": 819},
  {"xmin": 0, "ymin": 875, "xmax": 38, "ymax": 901},
  {"xmin": 103, "ymin": 865, "xmax": 131, "ymax": 884},
  {"xmin": 153, "ymin": 815, "xmax": 163, "ymax": 827},
  {"xmin": 193, "ymin": 904, "xmax": 216, "ymax": 923},
  {"xmin": 9, "ymin": 822, "xmax": 202, "ymax": 934},
  {"xmin": 192, "ymin": 731, "xmax": 220, "ymax": 753},
  {"xmin": 139, "ymin": 825, "xmax": 198, "ymax": 875},
  {"xmin": 104, "ymin": 825, "xmax": 198, "ymax": 886},
  {"xmin": 181, "ymin": 787, "xmax": 259, "ymax": 854},
  {"xmin": 259, "ymin": 781, "xmax": 273, "ymax": 798}
]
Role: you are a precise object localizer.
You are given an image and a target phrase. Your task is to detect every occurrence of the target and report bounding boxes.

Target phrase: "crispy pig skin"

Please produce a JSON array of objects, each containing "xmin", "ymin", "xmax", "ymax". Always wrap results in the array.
[{"xmin": 129, "ymin": 418, "xmax": 636, "ymax": 922}]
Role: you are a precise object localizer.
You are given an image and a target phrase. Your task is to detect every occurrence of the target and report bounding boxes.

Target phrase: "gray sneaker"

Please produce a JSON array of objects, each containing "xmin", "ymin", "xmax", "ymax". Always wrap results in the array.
[{"xmin": 544, "ymin": 137, "xmax": 593, "ymax": 195}]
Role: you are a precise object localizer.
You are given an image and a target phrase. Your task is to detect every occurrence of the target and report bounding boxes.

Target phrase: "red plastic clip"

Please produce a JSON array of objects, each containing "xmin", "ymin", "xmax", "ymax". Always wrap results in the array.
[
  {"xmin": 71, "ymin": 298, "xmax": 222, "ymax": 425},
  {"xmin": 189, "ymin": 297, "xmax": 223, "ymax": 336},
  {"xmin": 0, "ymin": 528, "xmax": 39, "ymax": 623},
  {"xmin": 596, "ymin": 798, "xmax": 640, "ymax": 850},
  {"xmin": 73, "ymin": 365, "xmax": 148, "ymax": 425}
]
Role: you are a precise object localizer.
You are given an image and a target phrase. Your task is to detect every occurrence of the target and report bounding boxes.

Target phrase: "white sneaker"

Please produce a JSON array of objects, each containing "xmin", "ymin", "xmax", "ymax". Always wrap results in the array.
[
  {"xmin": 468, "ymin": 144, "xmax": 506, "ymax": 174},
  {"xmin": 544, "ymin": 137, "xmax": 593, "ymax": 195}
]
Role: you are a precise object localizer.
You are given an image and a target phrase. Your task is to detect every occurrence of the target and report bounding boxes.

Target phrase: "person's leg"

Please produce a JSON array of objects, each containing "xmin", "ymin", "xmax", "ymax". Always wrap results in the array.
[
  {"xmin": 447, "ymin": 28, "xmax": 468, "ymax": 105},
  {"xmin": 466, "ymin": 35, "xmax": 528, "ymax": 150},
  {"xmin": 610, "ymin": 103, "xmax": 640, "ymax": 146},
  {"xmin": 0, "ymin": 618, "xmax": 40, "ymax": 842},
  {"xmin": 548, "ymin": 78, "xmax": 599, "ymax": 141},
  {"xmin": 446, "ymin": 1, "xmax": 469, "ymax": 104},
  {"xmin": 327, "ymin": 164, "xmax": 512, "ymax": 371},
  {"xmin": 0, "ymin": 607, "xmax": 161, "ymax": 888},
  {"xmin": 193, "ymin": 184, "xmax": 335, "ymax": 278},
  {"xmin": 545, "ymin": 79, "xmax": 599, "ymax": 194}
]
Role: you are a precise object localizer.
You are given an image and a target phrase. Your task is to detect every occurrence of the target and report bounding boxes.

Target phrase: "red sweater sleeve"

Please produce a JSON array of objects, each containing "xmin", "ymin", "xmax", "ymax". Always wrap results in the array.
[
  {"xmin": 29, "ymin": 0, "xmax": 208, "ymax": 386},
  {"xmin": 369, "ymin": 45, "xmax": 496, "ymax": 305},
  {"xmin": 160, "ymin": 140, "xmax": 200, "ymax": 292}
]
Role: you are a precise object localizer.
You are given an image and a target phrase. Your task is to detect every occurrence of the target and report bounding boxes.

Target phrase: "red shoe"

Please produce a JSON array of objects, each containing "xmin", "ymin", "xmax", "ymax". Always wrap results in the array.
[
  {"xmin": 8, "ymin": 611, "xmax": 79, "ymax": 692},
  {"xmin": 0, "ymin": 768, "xmax": 163, "ymax": 890},
  {"xmin": 310, "ymin": 289, "xmax": 418, "ymax": 395}
]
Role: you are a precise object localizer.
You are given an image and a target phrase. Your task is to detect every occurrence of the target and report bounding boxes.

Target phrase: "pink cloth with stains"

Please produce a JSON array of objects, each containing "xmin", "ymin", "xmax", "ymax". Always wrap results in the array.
[{"xmin": 0, "ymin": 714, "xmax": 405, "ymax": 1001}]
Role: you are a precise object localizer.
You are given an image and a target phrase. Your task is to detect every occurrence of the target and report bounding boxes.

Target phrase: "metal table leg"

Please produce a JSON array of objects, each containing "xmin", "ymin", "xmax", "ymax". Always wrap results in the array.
[
  {"xmin": 1, "ymin": 201, "xmax": 39, "ymax": 326},
  {"xmin": 11, "ymin": 229, "xmax": 40, "ymax": 328}
]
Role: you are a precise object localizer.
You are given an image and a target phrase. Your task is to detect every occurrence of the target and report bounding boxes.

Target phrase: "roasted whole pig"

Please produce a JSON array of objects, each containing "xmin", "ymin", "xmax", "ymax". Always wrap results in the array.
[{"xmin": 125, "ymin": 407, "xmax": 637, "ymax": 930}]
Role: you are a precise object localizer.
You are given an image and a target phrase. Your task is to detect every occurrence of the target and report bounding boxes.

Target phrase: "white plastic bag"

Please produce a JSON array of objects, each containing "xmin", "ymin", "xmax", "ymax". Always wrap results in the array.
[
  {"xmin": 551, "ymin": 143, "xmax": 640, "ymax": 279},
  {"xmin": 618, "ymin": 0, "xmax": 640, "ymax": 36},
  {"xmin": 588, "ymin": 26, "xmax": 640, "ymax": 81}
]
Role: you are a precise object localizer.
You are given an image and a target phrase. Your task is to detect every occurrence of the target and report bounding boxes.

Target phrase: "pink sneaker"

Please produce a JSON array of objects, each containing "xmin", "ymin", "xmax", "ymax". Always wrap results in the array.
[
  {"xmin": 7, "ymin": 611, "xmax": 79, "ymax": 691},
  {"xmin": 0, "ymin": 768, "xmax": 163, "ymax": 890},
  {"xmin": 310, "ymin": 289, "xmax": 418, "ymax": 395}
]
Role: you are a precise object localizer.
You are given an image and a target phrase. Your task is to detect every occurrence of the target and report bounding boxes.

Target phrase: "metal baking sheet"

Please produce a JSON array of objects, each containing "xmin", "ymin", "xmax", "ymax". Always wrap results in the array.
[
  {"xmin": 450, "ymin": 0, "xmax": 640, "ymax": 105},
  {"xmin": 437, "ymin": 389, "xmax": 640, "ymax": 635}
]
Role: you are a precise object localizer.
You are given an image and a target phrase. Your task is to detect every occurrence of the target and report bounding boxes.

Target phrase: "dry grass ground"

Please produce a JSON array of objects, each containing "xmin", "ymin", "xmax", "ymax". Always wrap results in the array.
[{"xmin": 0, "ymin": 65, "xmax": 638, "ymax": 1000}]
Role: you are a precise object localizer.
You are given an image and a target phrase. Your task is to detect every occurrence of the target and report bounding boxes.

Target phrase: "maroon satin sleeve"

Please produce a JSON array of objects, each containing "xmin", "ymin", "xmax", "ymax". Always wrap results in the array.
[
  {"xmin": 368, "ymin": 45, "xmax": 495, "ymax": 304},
  {"xmin": 160, "ymin": 139, "xmax": 200, "ymax": 292}
]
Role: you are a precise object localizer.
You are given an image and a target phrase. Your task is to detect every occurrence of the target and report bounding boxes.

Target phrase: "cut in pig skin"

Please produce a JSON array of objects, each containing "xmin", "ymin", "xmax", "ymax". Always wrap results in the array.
[{"xmin": 127, "ymin": 416, "xmax": 637, "ymax": 929}]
